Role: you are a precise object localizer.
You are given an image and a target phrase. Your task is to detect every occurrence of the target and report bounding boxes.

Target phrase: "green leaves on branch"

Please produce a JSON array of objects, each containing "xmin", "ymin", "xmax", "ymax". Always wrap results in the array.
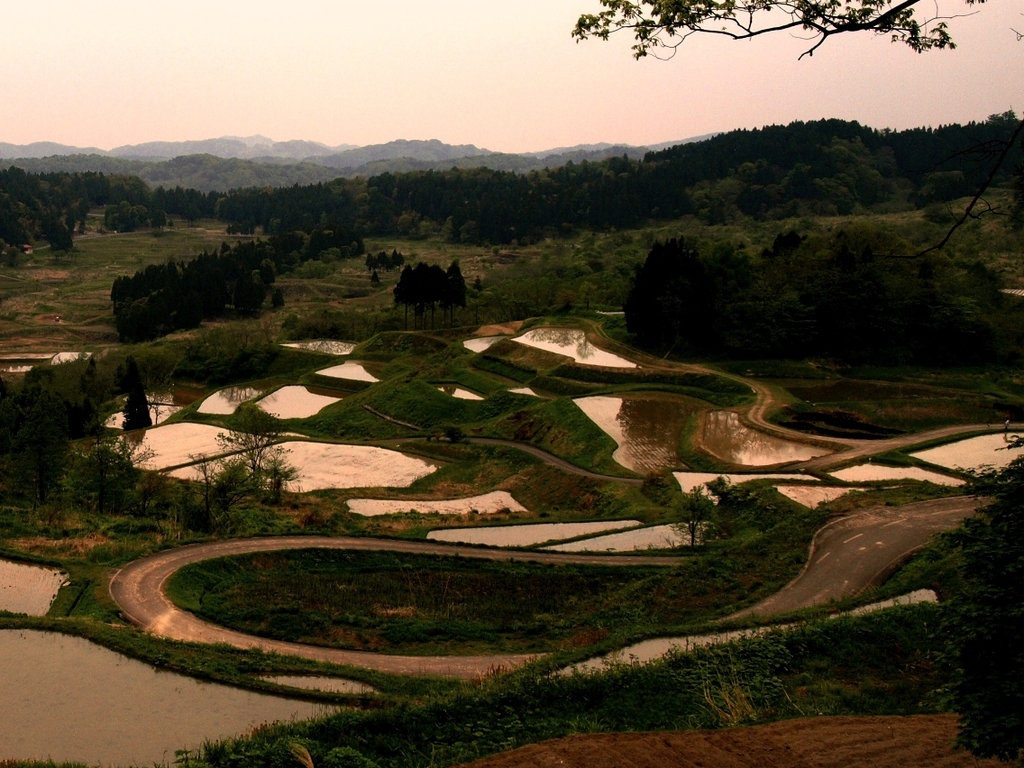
[{"xmin": 573, "ymin": 0, "xmax": 976, "ymax": 59}]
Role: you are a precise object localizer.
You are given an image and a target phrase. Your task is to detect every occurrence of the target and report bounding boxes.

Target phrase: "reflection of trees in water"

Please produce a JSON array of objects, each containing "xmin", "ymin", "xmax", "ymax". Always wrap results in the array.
[
  {"xmin": 703, "ymin": 411, "xmax": 825, "ymax": 465},
  {"xmin": 615, "ymin": 397, "xmax": 687, "ymax": 474},
  {"xmin": 523, "ymin": 328, "xmax": 596, "ymax": 360}
]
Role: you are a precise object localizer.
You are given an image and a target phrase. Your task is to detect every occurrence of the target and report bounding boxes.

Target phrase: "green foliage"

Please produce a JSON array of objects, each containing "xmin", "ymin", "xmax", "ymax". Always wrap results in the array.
[
  {"xmin": 471, "ymin": 356, "xmax": 536, "ymax": 384},
  {"xmin": 625, "ymin": 228, "xmax": 1022, "ymax": 365},
  {"xmin": 182, "ymin": 606, "xmax": 945, "ymax": 768},
  {"xmin": 0, "ymin": 385, "xmax": 70, "ymax": 504},
  {"xmin": 944, "ymin": 462, "xmax": 1024, "ymax": 761}
]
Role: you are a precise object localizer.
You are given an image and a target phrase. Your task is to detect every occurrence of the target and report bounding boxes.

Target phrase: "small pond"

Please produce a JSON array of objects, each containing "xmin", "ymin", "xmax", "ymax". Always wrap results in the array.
[
  {"xmin": 910, "ymin": 433, "xmax": 1024, "ymax": 472},
  {"xmin": 0, "ymin": 559, "xmax": 67, "ymax": 615},
  {"xmin": 427, "ymin": 520, "xmax": 642, "ymax": 548},
  {"xmin": 438, "ymin": 385, "xmax": 483, "ymax": 400},
  {"xmin": 347, "ymin": 491, "xmax": 524, "ymax": 517},
  {"xmin": 257, "ymin": 386, "xmax": 343, "ymax": 419},
  {"xmin": 0, "ymin": 630, "xmax": 329, "ymax": 766},
  {"xmin": 828, "ymin": 464, "xmax": 964, "ymax": 486},
  {"xmin": 575, "ymin": 394, "xmax": 694, "ymax": 474},
  {"xmin": 673, "ymin": 471, "xmax": 817, "ymax": 494},
  {"xmin": 198, "ymin": 385, "xmax": 263, "ymax": 415},
  {"xmin": 281, "ymin": 340, "xmax": 356, "ymax": 355},
  {"xmin": 512, "ymin": 328, "xmax": 636, "ymax": 369},
  {"xmin": 463, "ymin": 336, "xmax": 504, "ymax": 353},
  {"xmin": 701, "ymin": 411, "xmax": 830, "ymax": 466},
  {"xmin": 317, "ymin": 362, "xmax": 379, "ymax": 383},
  {"xmin": 544, "ymin": 524, "xmax": 686, "ymax": 552}
]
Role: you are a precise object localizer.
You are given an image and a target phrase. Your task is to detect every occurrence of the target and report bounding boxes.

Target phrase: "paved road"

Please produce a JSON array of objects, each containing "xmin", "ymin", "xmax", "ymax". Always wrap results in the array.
[
  {"xmin": 108, "ymin": 536, "xmax": 681, "ymax": 679},
  {"xmin": 729, "ymin": 496, "xmax": 979, "ymax": 619}
]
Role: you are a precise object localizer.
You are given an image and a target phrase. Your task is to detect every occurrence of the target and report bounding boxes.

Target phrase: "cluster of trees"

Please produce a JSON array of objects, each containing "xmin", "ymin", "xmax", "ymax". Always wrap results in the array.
[
  {"xmin": 104, "ymin": 200, "xmax": 167, "ymax": 232},
  {"xmin": 0, "ymin": 353, "xmax": 295, "ymax": 530},
  {"xmin": 365, "ymin": 249, "xmax": 405, "ymax": 272},
  {"xmin": 0, "ymin": 355, "xmax": 155, "ymax": 504},
  {"xmin": 393, "ymin": 260, "xmax": 467, "ymax": 329},
  {"xmin": 110, "ymin": 225, "xmax": 363, "ymax": 342},
  {"xmin": 0, "ymin": 167, "xmax": 224, "ymax": 250},
  {"xmin": 624, "ymin": 228, "xmax": 1021, "ymax": 365}
]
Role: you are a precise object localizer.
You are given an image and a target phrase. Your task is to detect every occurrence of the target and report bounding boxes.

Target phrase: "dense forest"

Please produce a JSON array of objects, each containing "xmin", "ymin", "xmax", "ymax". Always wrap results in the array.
[
  {"xmin": 623, "ymin": 229, "xmax": 1024, "ymax": 365},
  {"xmin": 111, "ymin": 226, "xmax": 364, "ymax": 342},
  {"xmin": 3, "ymin": 114, "xmax": 1021, "ymax": 256}
]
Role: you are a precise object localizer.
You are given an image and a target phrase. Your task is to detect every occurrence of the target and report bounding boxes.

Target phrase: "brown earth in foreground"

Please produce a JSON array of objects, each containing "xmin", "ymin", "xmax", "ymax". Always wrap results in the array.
[{"xmin": 459, "ymin": 715, "xmax": 997, "ymax": 768}]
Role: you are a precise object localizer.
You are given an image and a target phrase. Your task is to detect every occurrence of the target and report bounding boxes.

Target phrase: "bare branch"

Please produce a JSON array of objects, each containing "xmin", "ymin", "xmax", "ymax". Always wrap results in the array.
[{"xmin": 917, "ymin": 116, "xmax": 1024, "ymax": 257}]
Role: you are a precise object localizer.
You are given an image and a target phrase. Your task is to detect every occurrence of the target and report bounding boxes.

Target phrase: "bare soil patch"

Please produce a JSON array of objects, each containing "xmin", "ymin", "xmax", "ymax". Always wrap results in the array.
[
  {"xmin": 475, "ymin": 321, "xmax": 524, "ymax": 336},
  {"xmin": 460, "ymin": 715, "xmax": 993, "ymax": 768}
]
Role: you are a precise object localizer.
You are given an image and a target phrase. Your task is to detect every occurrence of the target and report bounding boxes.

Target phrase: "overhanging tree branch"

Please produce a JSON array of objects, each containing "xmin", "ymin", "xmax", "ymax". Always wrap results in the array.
[{"xmin": 916, "ymin": 116, "xmax": 1024, "ymax": 257}]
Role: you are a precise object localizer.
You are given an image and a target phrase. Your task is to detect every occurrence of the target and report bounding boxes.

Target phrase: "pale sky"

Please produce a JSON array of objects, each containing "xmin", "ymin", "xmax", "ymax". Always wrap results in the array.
[{"xmin": 2, "ymin": 0, "xmax": 1022, "ymax": 153}]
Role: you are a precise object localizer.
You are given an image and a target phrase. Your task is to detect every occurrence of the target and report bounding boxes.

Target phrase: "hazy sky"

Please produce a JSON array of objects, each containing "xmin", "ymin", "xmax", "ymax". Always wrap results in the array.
[{"xmin": 2, "ymin": 0, "xmax": 1022, "ymax": 152}]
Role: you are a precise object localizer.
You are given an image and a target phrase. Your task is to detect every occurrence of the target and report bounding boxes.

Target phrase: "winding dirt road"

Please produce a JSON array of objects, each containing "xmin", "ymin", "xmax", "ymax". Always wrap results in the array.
[
  {"xmin": 109, "ymin": 493, "xmax": 980, "ymax": 677},
  {"xmin": 108, "ymin": 536, "xmax": 681, "ymax": 679}
]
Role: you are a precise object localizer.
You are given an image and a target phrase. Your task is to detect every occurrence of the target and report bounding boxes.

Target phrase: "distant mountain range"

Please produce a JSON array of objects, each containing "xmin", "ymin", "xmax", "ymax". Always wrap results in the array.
[
  {"xmin": 0, "ymin": 134, "xmax": 714, "ymax": 192},
  {"xmin": 0, "ymin": 135, "xmax": 358, "ymax": 161}
]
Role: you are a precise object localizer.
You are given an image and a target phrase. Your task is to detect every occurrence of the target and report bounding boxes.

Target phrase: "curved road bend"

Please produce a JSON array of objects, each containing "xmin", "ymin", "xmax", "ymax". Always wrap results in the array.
[
  {"xmin": 109, "ymin": 536, "xmax": 681, "ymax": 679},
  {"xmin": 729, "ymin": 496, "xmax": 979, "ymax": 620}
]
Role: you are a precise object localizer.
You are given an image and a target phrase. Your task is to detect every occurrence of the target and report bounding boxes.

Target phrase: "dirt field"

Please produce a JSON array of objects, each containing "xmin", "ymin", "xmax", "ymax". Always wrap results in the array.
[{"xmin": 460, "ymin": 715, "xmax": 996, "ymax": 768}]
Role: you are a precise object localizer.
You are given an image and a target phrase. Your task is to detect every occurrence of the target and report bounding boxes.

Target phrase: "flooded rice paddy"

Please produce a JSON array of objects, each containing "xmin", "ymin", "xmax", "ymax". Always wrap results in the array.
[
  {"xmin": 910, "ymin": 433, "xmax": 1024, "ymax": 472},
  {"xmin": 828, "ymin": 464, "xmax": 965, "ymax": 486},
  {"xmin": 544, "ymin": 524, "xmax": 686, "ymax": 552},
  {"xmin": 674, "ymin": 471, "xmax": 818, "ymax": 494},
  {"xmin": 0, "ymin": 559, "xmax": 67, "ymax": 615},
  {"xmin": 104, "ymin": 403, "xmax": 184, "ymax": 429},
  {"xmin": 565, "ymin": 590, "xmax": 938, "ymax": 674},
  {"xmin": 512, "ymin": 328, "xmax": 636, "ymax": 368},
  {"xmin": 317, "ymin": 362, "xmax": 379, "ymax": 383},
  {"xmin": 257, "ymin": 386, "xmax": 343, "ymax": 419},
  {"xmin": 701, "ymin": 411, "xmax": 830, "ymax": 466},
  {"xmin": 509, "ymin": 386, "xmax": 540, "ymax": 397},
  {"xmin": 426, "ymin": 520, "xmax": 642, "ymax": 547},
  {"xmin": 463, "ymin": 336, "xmax": 503, "ymax": 353},
  {"xmin": 438, "ymin": 385, "xmax": 483, "ymax": 400},
  {"xmin": 0, "ymin": 630, "xmax": 328, "ymax": 766},
  {"xmin": 51, "ymin": 351, "xmax": 92, "ymax": 365},
  {"xmin": 346, "ymin": 491, "xmax": 523, "ymax": 517},
  {"xmin": 575, "ymin": 394, "xmax": 693, "ymax": 474},
  {"xmin": 261, "ymin": 675, "xmax": 375, "ymax": 694},
  {"xmin": 775, "ymin": 486, "xmax": 853, "ymax": 508},
  {"xmin": 281, "ymin": 340, "xmax": 356, "ymax": 355},
  {"xmin": 275, "ymin": 442, "xmax": 436, "ymax": 491},
  {"xmin": 169, "ymin": 442, "xmax": 436, "ymax": 490},
  {"xmin": 134, "ymin": 423, "xmax": 230, "ymax": 470},
  {"xmin": 198, "ymin": 386, "xmax": 263, "ymax": 415}
]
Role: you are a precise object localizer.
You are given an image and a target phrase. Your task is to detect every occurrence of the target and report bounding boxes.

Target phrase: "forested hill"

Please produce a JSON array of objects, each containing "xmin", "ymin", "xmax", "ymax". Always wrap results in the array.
[
  {"xmin": 222, "ymin": 112, "xmax": 1020, "ymax": 243},
  {"xmin": 3, "ymin": 113, "xmax": 1021, "ymax": 249}
]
